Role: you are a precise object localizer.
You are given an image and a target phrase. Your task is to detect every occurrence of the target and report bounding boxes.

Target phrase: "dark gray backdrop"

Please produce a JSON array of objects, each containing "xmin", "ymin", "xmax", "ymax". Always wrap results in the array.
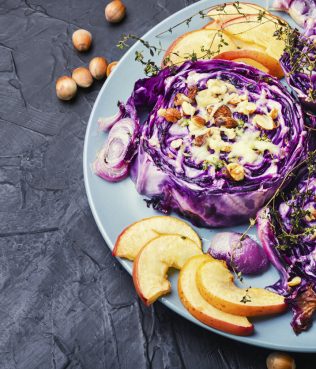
[{"xmin": 0, "ymin": 0, "xmax": 315, "ymax": 368}]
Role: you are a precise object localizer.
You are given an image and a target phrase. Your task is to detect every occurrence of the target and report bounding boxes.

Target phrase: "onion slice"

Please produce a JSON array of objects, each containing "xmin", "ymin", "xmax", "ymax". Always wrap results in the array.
[{"xmin": 93, "ymin": 117, "xmax": 138, "ymax": 182}]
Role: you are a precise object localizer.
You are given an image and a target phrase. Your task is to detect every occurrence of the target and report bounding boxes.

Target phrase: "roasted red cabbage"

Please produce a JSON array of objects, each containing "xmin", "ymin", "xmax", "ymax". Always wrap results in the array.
[
  {"xmin": 258, "ymin": 163, "xmax": 316, "ymax": 333},
  {"xmin": 128, "ymin": 60, "xmax": 307, "ymax": 227}
]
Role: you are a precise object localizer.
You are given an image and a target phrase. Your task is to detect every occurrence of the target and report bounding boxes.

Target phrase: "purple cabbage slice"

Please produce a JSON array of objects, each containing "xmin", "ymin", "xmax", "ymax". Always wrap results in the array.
[
  {"xmin": 280, "ymin": 30, "xmax": 316, "ymax": 114},
  {"xmin": 129, "ymin": 60, "xmax": 307, "ymax": 227},
  {"xmin": 257, "ymin": 162, "xmax": 316, "ymax": 334}
]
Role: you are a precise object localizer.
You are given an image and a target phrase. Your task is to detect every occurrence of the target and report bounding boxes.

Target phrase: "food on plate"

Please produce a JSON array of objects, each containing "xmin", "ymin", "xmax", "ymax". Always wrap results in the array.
[
  {"xmin": 163, "ymin": 29, "xmax": 237, "ymax": 66},
  {"xmin": 206, "ymin": 3, "xmax": 287, "ymax": 61},
  {"xmin": 257, "ymin": 161, "xmax": 316, "ymax": 334},
  {"xmin": 132, "ymin": 234, "xmax": 202, "ymax": 305},
  {"xmin": 178, "ymin": 254, "xmax": 254, "ymax": 336},
  {"xmin": 208, "ymin": 232, "xmax": 269, "ymax": 274},
  {"xmin": 113, "ymin": 215, "xmax": 201, "ymax": 260},
  {"xmin": 213, "ymin": 50, "xmax": 284, "ymax": 78},
  {"xmin": 119, "ymin": 60, "xmax": 307, "ymax": 227},
  {"xmin": 273, "ymin": 0, "xmax": 316, "ymax": 36},
  {"xmin": 72, "ymin": 67, "xmax": 93, "ymax": 88},
  {"xmin": 93, "ymin": 99, "xmax": 140, "ymax": 182},
  {"xmin": 196, "ymin": 258, "xmax": 286, "ymax": 316},
  {"xmin": 207, "ymin": 2, "xmax": 265, "ymax": 25},
  {"xmin": 56, "ymin": 76, "xmax": 77, "ymax": 101},
  {"xmin": 280, "ymin": 30, "xmax": 316, "ymax": 114}
]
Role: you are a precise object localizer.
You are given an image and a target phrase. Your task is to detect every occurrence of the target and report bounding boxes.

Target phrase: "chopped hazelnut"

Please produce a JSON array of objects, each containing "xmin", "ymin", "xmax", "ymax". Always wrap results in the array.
[
  {"xmin": 269, "ymin": 107, "xmax": 279, "ymax": 120},
  {"xmin": 194, "ymin": 134, "xmax": 207, "ymax": 146},
  {"xmin": 174, "ymin": 93, "xmax": 192, "ymax": 106},
  {"xmin": 187, "ymin": 85, "xmax": 198, "ymax": 100},
  {"xmin": 213, "ymin": 105, "xmax": 232, "ymax": 119},
  {"xmin": 158, "ymin": 108, "xmax": 182, "ymax": 123},
  {"xmin": 182, "ymin": 101, "xmax": 196, "ymax": 116},
  {"xmin": 225, "ymin": 163, "xmax": 245, "ymax": 181},
  {"xmin": 215, "ymin": 116, "xmax": 238, "ymax": 128},
  {"xmin": 191, "ymin": 115, "xmax": 206, "ymax": 126},
  {"xmin": 253, "ymin": 114, "xmax": 277, "ymax": 130}
]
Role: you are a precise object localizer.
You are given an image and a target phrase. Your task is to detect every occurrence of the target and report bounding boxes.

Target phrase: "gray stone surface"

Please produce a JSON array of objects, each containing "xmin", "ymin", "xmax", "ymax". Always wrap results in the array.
[{"xmin": 0, "ymin": 0, "xmax": 315, "ymax": 368}]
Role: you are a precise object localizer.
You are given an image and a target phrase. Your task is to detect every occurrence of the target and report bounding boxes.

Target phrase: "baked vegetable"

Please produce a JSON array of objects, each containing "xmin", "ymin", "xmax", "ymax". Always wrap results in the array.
[
  {"xmin": 257, "ymin": 157, "xmax": 316, "ymax": 334},
  {"xmin": 208, "ymin": 232, "xmax": 269, "ymax": 274},
  {"xmin": 129, "ymin": 60, "xmax": 307, "ymax": 227}
]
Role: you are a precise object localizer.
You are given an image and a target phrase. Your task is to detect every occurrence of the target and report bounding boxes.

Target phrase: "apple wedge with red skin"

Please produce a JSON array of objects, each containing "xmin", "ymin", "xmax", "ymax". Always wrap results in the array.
[
  {"xmin": 113, "ymin": 216, "xmax": 202, "ymax": 261},
  {"xmin": 162, "ymin": 29, "xmax": 236, "ymax": 67},
  {"xmin": 133, "ymin": 234, "xmax": 202, "ymax": 305},
  {"xmin": 178, "ymin": 255, "xmax": 254, "ymax": 336},
  {"xmin": 213, "ymin": 49, "xmax": 285, "ymax": 78},
  {"xmin": 196, "ymin": 259, "xmax": 287, "ymax": 317}
]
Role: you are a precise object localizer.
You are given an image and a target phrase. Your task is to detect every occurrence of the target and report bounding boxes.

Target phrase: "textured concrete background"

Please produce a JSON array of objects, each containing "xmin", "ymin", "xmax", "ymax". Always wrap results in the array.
[{"xmin": 0, "ymin": 0, "xmax": 315, "ymax": 368}]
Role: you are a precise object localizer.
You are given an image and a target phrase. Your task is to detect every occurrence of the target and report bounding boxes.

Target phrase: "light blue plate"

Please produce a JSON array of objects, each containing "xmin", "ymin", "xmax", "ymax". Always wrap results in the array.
[{"xmin": 83, "ymin": 0, "xmax": 316, "ymax": 352}]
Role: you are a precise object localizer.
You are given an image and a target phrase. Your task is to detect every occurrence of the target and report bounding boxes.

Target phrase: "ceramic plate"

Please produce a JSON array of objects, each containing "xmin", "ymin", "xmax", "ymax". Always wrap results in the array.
[{"xmin": 83, "ymin": 0, "xmax": 316, "ymax": 352}]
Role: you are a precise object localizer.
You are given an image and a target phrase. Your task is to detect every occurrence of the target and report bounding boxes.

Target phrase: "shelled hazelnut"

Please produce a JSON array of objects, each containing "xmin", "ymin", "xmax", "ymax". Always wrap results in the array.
[
  {"xmin": 72, "ymin": 67, "xmax": 93, "ymax": 88},
  {"xmin": 56, "ymin": 76, "xmax": 77, "ymax": 101},
  {"xmin": 105, "ymin": 0, "xmax": 126, "ymax": 23},
  {"xmin": 72, "ymin": 29, "xmax": 92, "ymax": 52}
]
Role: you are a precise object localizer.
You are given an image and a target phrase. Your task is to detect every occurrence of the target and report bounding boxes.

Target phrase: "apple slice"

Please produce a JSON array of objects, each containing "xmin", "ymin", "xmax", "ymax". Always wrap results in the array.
[
  {"xmin": 178, "ymin": 255, "xmax": 254, "ymax": 336},
  {"xmin": 197, "ymin": 259, "xmax": 287, "ymax": 317},
  {"xmin": 113, "ymin": 216, "xmax": 201, "ymax": 260},
  {"xmin": 221, "ymin": 14, "xmax": 286, "ymax": 60},
  {"xmin": 163, "ymin": 29, "xmax": 237, "ymax": 66},
  {"xmin": 213, "ymin": 50, "xmax": 284, "ymax": 78},
  {"xmin": 133, "ymin": 234, "xmax": 202, "ymax": 305},
  {"xmin": 207, "ymin": 2, "xmax": 265, "ymax": 24}
]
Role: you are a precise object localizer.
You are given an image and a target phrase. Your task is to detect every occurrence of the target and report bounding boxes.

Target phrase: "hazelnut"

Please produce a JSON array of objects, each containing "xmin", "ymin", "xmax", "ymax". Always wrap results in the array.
[
  {"xmin": 105, "ymin": 0, "xmax": 126, "ymax": 23},
  {"xmin": 287, "ymin": 276, "xmax": 302, "ymax": 287},
  {"xmin": 213, "ymin": 105, "xmax": 232, "ymax": 119},
  {"xmin": 158, "ymin": 108, "xmax": 182, "ymax": 123},
  {"xmin": 174, "ymin": 93, "xmax": 192, "ymax": 106},
  {"xmin": 226, "ymin": 163, "xmax": 245, "ymax": 181},
  {"xmin": 106, "ymin": 61, "xmax": 118, "ymax": 76},
  {"xmin": 252, "ymin": 114, "xmax": 277, "ymax": 130},
  {"xmin": 56, "ymin": 76, "xmax": 77, "ymax": 101},
  {"xmin": 237, "ymin": 101, "xmax": 257, "ymax": 115},
  {"xmin": 191, "ymin": 116, "xmax": 206, "ymax": 127},
  {"xmin": 72, "ymin": 67, "xmax": 93, "ymax": 88},
  {"xmin": 215, "ymin": 116, "xmax": 238, "ymax": 128},
  {"xmin": 182, "ymin": 101, "xmax": 196, "ymax": 116},
  {"xmin": 72, "ymin": 29, "xmax": 92, "ymax": 52},
  {"xmin": 194, "ymin": 135, "xmax": 207, "ymax": 146},
  {"xmin": 266, "ymin": 352, "xmax": 296, "ymax": 369},
  {"xmin": 269, "ymin": 107, "xmax": 279, "ymax": 120},
  {"xmin": 89, "ymin": 57, "xmax": 108, "ymax": 80},
  {"xmin": 187, "ymin": 85, "xmax": 198, "ymax": 100}
]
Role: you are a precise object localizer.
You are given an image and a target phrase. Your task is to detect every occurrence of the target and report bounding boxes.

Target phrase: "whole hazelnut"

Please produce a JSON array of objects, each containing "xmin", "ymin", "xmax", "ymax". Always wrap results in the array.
[
  {"xmin": 56, "ymin": 76, "xmax": 77, "ymax": 101},
  {"xmin": 89, "ymin": 57, "xmax": 108, "ymax": 80},
  {"xmin": 72, "ymin": 67, "xmax": 93, "ymax": 88},
  {"xmin": 106, "ymin": 61, "xmax": 118, "ymax": 76},
  {"xmin": 266, "ymin": 352, "xmax": 296, "ymax": 369},
  {"xmin": 105, "ymin": 1, "xmax": 126, "ymax": 23},
  {"xmin": 72, "ymin": 29, "xmax": 92, "ymax": 52}
]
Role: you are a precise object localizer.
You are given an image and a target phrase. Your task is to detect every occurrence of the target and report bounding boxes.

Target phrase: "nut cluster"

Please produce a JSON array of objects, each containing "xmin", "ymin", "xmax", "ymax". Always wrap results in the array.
[{"xmin": 56, "ymin": 29, "xmax": 119, "ymax": 101}]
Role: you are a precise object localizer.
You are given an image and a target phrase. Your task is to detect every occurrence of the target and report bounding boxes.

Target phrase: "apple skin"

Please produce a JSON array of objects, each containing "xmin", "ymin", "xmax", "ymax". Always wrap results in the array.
[
  {"xmin": 178, "ymin": 255, "xmax": 254, "ymax": 336},
  {"xmin": 132, "ymin": 245, "xmax": 167, "ymax": 306},
  {"xmin": 196, "ymin": 260, "xmax": 287, "ymax": 317},
  {"xmin": 213, "ymin": 49, "xmax": 284, "ymax": 78},
  {"xmin": 113, "ymin": 215, "xmax": 202, "ymax": 260}
]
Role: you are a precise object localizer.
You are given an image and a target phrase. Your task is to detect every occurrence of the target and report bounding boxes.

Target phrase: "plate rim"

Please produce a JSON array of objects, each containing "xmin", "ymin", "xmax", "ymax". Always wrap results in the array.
[{"xmin": 83, "ymin": 0, "xmax": 316, "ymax": 353}]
